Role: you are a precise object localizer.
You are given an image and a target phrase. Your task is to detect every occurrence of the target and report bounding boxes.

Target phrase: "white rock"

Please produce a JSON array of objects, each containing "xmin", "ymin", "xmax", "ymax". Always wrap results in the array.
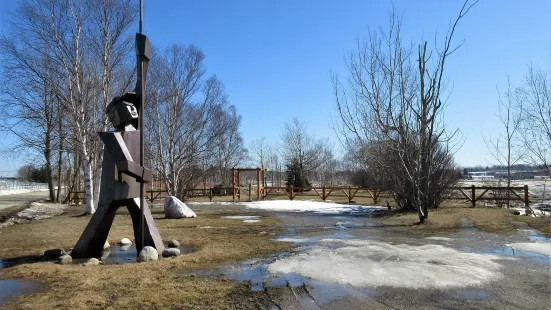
[
  {"xmin": 138, "ymin": 246, "xmax": 158, "ymax": 262},
  {"xmin": 119, "ymin": 238, "xmax": 132, "ymax": 245},
  {"xmin": 82, "ymin": 258, "xmax": 100, "ymax": 266},
  {"xmin": 103, "ymin": 241, "xmax": 110, "ymax": 249},
  {"xmin": 120, "ymin": 244, "xmax": 131, "ymax": 251},
  {"xmin": 162, "ymin": 248, "xmax": 180, "ymax": 257},
  {"xmin": 57, "ymin": 255, "xmax": 72, "ymax": 265},
  {"xmin": 168, "ymin": 240, "xmax": 180, "ymax": 248},
  {"xmin": 164, "ymin": 196, "xmax": 197, "ymax": 219}
]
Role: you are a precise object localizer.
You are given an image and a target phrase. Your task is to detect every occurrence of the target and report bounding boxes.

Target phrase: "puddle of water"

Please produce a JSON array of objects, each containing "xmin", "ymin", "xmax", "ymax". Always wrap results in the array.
[
  {"xmin": 0, "ymin": 259, "xmax": 4, "ymax": 269},
  {"xmin": 101, "ymin": 244, "xmax": 197, "ymax": 265},
  {"xmin": 462, "ymin": 244, "xmax": 551, "ymax": 264},
  {"xmin": 458, "ymin": 289, "xmax": 490, "ymax": 300},
  {"xmin": 0, "ymin": 279, "xmax": 42, "ymax": 306},
  {"xmin": 181, "ymin": 255, "xmax": 377, "ymax": 304},
  {"xmin": 524, "ymin": 230, "xmax": 551, "ymax": 242}
]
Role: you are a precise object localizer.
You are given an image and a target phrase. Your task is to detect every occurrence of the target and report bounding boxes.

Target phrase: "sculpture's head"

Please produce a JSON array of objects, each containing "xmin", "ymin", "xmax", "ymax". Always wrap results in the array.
[{"xmin": 106, "ymin": 92, "xmax": 138, "ymax": 130}]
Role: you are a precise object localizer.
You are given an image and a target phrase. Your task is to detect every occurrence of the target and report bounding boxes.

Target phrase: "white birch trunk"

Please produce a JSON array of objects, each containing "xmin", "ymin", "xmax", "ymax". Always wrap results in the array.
[{"xmin": 83, "ymin": 157, "xmax": 96, "ymax": 214}]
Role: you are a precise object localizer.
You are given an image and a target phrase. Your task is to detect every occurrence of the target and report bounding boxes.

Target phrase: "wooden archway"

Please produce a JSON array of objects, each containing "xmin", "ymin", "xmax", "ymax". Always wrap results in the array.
[{"xmin": 231, "ymin": 167, "xmax": 266, "ymax": 201}]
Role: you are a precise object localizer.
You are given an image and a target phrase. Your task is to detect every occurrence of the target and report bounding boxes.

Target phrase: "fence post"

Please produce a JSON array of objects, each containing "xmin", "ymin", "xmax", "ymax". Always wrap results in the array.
[
  {"xmin": 209, "ymin": 187, "xmax": 213, "ymax": 202},
  {"xmin": 348, "ymin": 186, "xmax": 352, "ymax": 202},
  {"xmin": 322, "ymin": 186, "xmax": 326, "ymax": 201},
  {"xmin": 290, "ymin": 187, "xmax": 294, "ymax": 200},
  {"xmin": 524, "ymin": 185, "xmax": 530, "ymax": 215},
  {"xmin": 471, "ymin": 185, "xmax": 476, "ymax": 207},
  {"xmin": 248, "ymin": 183, "xmax": 252, "ymax": 201}
]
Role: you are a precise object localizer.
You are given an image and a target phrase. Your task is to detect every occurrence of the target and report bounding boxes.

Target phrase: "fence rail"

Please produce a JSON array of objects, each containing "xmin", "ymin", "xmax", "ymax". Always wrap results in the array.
[
  {"xmin": 67, "ymin": 187, "xmax": 234, "ymax": 205},
  {"xmin": 67, "ymin": 185, "xmax": 532, "ymax": 208}
]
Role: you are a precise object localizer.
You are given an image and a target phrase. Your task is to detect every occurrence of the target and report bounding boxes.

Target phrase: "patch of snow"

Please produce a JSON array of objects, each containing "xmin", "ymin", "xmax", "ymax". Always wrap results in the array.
[
  {"xmin": 506, "ymin": 242, "xmax": 551, "ymax": 257},
  {"xmin": 198, "ymin": 226, "xmax": 227, "ymax": 229},
  {"xmin": 243, "ymin": 219, "xmax": 261, "ymax": 223},
  {"xmin": 0, "ymin": 202, "xmax": 67, "ymax": 229},
  {"xmin": 0, "ymin": 188, "xmax": 49, "ymax": 196},
  {"xmin": 426, "ymin": 236, "xmax": 453, "ymax": 241},
  {"xmin": 276, "ymin": 237, "xmax": 312, "ymax": 243},
  {"xmin": 224, "ymin": 216, "xmax": 260, "ymax": 220},
  {"xmin": 188, "ymin": 201, "xmax": 236, "ymax": 205},
  {"xmin": 268, "ymin": 238, "xmax": 509, "ymax": 289},
  {"xmin": 243, "ymin": 200, "xmax": 385, "ymax": 214}
]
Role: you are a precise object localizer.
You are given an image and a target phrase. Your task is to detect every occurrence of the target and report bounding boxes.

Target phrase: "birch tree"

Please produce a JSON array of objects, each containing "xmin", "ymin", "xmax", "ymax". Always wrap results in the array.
[
  {"xmin": 147, "ymin": 44, "xmax": 233, "ymax": 197},
  {"xmin": 0, "ymin": 0, "xmax": 136, "ymax": 214}
]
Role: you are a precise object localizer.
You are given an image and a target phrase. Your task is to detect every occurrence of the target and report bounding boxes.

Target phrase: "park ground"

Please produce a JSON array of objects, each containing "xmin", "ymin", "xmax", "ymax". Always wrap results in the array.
[{"xmin": 0, "ymin": 193, "xmax": 549, "ymax": 309}]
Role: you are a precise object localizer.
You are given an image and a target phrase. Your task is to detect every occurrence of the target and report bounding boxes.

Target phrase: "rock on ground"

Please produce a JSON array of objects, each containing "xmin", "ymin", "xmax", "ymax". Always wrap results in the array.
[
  {"xmin": 164, "ymin": 196, "xmax": 196, "ymax": 219},
  {"xmin": 57, "ymin": 255, "xmax": 72, "ymax": 265},
  {"xmin": 82, "ymin": 258, "xmax": 100, "ymax": 266},
  {"xmin": 119, "ymin": 238, "xmax": 132, "ymax": 245},
  {"xmin": 44, "ymin": 249, "xmax": 65, "ymax": 259},
  {"xmin": 138, "ymin": 246, "xmax": 158, "ymax": 262},
  {"xmin": 168, "ymin": 240, "xmax": 180, "ymax": 248},
  {"xmin": 103, "ymin": 241, "xmax": 110, "ymax": 249},
  {"xmin": 162, "ymin": 248, "xmax": 180, "ymax": 257}
]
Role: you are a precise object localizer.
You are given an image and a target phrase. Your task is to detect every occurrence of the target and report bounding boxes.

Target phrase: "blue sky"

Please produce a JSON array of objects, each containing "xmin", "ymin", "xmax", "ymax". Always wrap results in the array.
[{"xmin": 0, "ymin": 0, "xmax": 550, "ymax": 175}]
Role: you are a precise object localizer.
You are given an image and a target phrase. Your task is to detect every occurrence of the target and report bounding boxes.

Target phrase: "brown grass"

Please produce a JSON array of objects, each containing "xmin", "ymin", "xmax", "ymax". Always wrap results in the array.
[
  {"xmin": 377, "ymin": 201, "xmax": 551, "ymax": 236},
  {"xmin": 0, "ymin": 205, "xmax": 292, "ymax": 309}
]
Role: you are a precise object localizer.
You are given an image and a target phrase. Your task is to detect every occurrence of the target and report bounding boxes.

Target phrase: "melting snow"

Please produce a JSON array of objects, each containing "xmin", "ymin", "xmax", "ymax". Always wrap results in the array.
[
  {"xmin": 243, "ymin": 200, "xmax": 385, "ymax": 214},
  {"xmin": 426, "ymin": 236, "xmax": 453, "ymax": 241},
  {"xmin": 224, "ymin": 216, "xmax": 260, "ymax": 220},
  {"xmin": 506, "ymin": 242, "xmax": 551, "ymax": 257},
  {"xmin": 268, "ymin": 238, "xmax": 509, "ymax": 289}
]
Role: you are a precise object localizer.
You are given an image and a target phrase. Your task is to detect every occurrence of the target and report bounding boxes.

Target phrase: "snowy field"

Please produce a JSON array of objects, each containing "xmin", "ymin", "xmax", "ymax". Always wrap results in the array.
[
  {"xmin": 268, "ymin": 238, "xmax": 510, "ymax": 288},
  {"xmin": 0, "ymin": 188, "xmax": 49, "ymax": 196},
  {"xmin": 243, "ymin": 200, "xmax": 386, "ymax": 214}
]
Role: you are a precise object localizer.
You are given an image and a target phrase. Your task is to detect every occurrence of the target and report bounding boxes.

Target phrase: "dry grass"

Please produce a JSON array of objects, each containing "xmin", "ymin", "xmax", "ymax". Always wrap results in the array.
[
  {"xmin": 0, "ymin": 205, "xmax": 292, "ymax": 309},
  {"xmin": 377, "ymin": 201, "xmax": 551, "ymax": 236},
  {"xmin": 0, "ymin": 204, "xmax": 30, "ymax": 223}
]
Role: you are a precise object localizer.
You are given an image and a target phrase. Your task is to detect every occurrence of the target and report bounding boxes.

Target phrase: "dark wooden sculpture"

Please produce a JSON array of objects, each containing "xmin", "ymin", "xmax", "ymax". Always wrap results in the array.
[{"xmin": 71, "ymin": 32, "xmax": 164, "ymax": 259}]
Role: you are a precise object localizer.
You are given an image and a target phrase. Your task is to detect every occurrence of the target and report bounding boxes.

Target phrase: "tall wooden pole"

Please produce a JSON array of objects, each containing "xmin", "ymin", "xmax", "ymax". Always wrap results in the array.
[{"xmin": 138, "ymin": 0, "xmax": 145, "ymax": 254}]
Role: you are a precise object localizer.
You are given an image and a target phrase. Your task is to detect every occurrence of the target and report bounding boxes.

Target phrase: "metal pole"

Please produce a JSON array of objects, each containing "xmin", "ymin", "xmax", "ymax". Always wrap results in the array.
[{"xmin": 139, "ymin": 0, "xmax": 145, "ymax": 254}]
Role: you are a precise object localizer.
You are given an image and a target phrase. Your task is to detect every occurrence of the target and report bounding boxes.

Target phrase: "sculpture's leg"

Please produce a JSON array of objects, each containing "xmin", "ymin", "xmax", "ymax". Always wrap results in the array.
[
  {"xmin": 127, "ymin": 198, "xmax": 165, "ymax": 255},
  {"xmin": 71, "ymin": 203, "xmax": 119, "ymax": 259}
]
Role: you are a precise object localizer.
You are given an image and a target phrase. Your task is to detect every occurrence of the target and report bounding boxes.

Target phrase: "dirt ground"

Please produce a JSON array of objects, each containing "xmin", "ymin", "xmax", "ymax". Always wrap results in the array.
[
  {"xmin": 0, "ymin": 205, "xmax": 291, "ymax": 309},
  {"xmin": 0, "ymin": 200, "xmax": 550, "ymax": 309}
]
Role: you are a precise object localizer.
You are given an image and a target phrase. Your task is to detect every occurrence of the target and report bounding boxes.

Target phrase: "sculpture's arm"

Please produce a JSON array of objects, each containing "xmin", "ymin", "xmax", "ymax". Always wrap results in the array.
[{"xmin": 99, "ymin": 132, "xmax": 152, "ymax": 182}]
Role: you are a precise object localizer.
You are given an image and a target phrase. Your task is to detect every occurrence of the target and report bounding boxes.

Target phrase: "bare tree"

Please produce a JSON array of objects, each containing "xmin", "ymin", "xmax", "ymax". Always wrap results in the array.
[
  {"xmin": 249, "ymin": 137, "xmax": 268, "ymax": 168},
  {"xmin": 212, "ymin": 105, "xmax": 248, "ymax": 186},
  {"xmin": 484, "ymin": 81, "xmax": 524, "ymax": 208},
  {"xmin": 516, "ymin": 66, "xmax": 551, "ymax": 175},
  {"xmin": 281, "ymin": 118, "xmax": 329, "ymax": 174},
  {"xmin": 146, "ymin": 44, "xmax": 233, "ymax": 197},
  {"xmin": 333, "ymin": 1, "xmax": 477, "ymax": 222},
  {"xmin": 0, "ymin": 0, "xmax": 137, "ymax": 213}
]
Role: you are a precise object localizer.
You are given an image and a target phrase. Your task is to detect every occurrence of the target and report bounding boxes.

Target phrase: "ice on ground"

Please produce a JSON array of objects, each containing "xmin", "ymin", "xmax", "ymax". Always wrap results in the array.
[
  {"xmin": 276, "ymin": 237, "xmax": 312, "ymax": 243},
  {"xmin": 198, "ymin": 226, "xmax": 227, "ymax": 229},
  {"xmin": 507, "ymin": 242, "xmax": 551, "ymax": 257},
  {"xmin": 0, "ymin": 188, "xmax": 49, "ymax": 196},
  {"xmin": 243, "ymin": 219, "xmax": 261, "ymax": 223},
  {"xmin": 426, "ymin": 236, "xmax": 453, "ymax": 241},
  {"xmin": 268, "ymin": 238, "xmax": 509, "ymax": 289},
  {"xmin": 188, "ymin": 201, "xmax": 236, "ymax": 205},
  {"xmin": 224, "ymin": 216, "xmax": 260, "ymax": 220},
  {"xmin": 0, "ymin": 202, "xmax": 67, "ymax": 229},
  {"xmin": 244, "ymin": 200, "xmax": 385, "ymax": 214}
]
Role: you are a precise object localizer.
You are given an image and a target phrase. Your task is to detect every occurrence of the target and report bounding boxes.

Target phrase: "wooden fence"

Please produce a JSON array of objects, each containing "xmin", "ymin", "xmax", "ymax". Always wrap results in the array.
[
  {"xmin": 67, "ymin": 187, "xmax": 233, "ymax": 205},
  {"xmin": 67, "ymin": 185, "xmax": 531, "ymax": 207}
]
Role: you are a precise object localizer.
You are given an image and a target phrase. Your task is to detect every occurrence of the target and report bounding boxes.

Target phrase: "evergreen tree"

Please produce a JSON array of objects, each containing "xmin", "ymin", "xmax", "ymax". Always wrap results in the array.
[{"xmin": 285, "ymin": 159, "xmax": 311, "ymax": 188}]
